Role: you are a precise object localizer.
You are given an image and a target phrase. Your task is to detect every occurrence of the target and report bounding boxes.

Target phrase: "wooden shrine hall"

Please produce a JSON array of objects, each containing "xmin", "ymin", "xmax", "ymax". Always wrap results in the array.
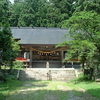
[{"xmin": 12, "ymin": 27, "xmax": 80, "ymax": 68}]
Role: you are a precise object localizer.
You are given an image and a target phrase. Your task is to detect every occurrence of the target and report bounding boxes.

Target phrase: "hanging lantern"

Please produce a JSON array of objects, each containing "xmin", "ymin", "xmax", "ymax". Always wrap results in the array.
[
  {"xmin": 57, "ymin": 52, "xmax": 59, "ymax": 55},
  {"xmin": 50, "ymin": 53, "xmax": 52, "ymax": 55}
]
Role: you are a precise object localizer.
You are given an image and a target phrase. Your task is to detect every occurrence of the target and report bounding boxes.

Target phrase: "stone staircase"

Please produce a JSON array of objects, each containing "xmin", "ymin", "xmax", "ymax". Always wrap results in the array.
[{"xmin": 19, "ymin": 68, "xmax": 77, "ymax": 81}]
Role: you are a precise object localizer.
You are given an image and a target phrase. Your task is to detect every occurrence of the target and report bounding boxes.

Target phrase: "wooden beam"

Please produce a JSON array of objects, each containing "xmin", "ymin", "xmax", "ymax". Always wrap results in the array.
[
  {"xmin": 29, "ymin": 48, "xmax": 32, "ymax": 68},
  {"xmin": 30, "ymin": 47, "xmax": 64, "ymax": 53}
]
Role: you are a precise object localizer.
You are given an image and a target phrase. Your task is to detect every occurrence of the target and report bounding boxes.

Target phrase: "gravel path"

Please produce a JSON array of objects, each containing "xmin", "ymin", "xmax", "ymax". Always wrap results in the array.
[{"xmin": 6, "ymin": 81, "xmax": 99, "ymax": 100}]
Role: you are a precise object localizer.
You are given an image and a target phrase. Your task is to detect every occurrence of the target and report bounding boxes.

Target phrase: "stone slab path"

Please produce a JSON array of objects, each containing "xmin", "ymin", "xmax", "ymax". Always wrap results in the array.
[{"xmin": 6, "ymin": 81, "xmax": 99, "ymax": 100}]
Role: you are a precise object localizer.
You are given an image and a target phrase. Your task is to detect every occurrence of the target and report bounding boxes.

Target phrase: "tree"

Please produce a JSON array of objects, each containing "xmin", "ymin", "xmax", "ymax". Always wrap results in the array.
[
  {"xmin": 74, "ymin": 0, "xmax": 100, "ymax": 13},
  {"xmin": 18, "ymin": 0, "xmax": 43, "ymax": 27},
  {"xmin": 14, "ymin": 0, "xmax": 24, "ymax": 2},
  {"xmin": 0, "ymin": 0, "xmax": 9, "ymax": 24},
  {"xmin": 8, "ymin": 2, "xmax": 23, "ymax": 26},
  {"xmin": 0, "ymin": 23, "xmax": 20, "ymax": 72},
  {"xmin": 35, "ymin": 0, "xmax": 48, "ymax": 27},
  {"xmin": 7, "ymin": 0, "xmax": 77, "ymax": 27},
  {"xmin": 17, "ymin": 0, "xmax": 76, "ymax": 27},
  {"xmin": 46, "ymin": 0, "xmax": 75, "ymax": 27},
  {"xmin": 58, "ymin": 11, "xmax": 100, "ymax": 80},
  {"xmin": 46, "ymin": 2, "xmax": 60, "ymax": 27}
]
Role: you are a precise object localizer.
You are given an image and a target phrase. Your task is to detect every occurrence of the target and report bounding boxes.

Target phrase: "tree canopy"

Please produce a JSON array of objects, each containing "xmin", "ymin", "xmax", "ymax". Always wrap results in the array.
[
  {"xmin": 6, "ymin": 0, "xmax": 76, "ymax": 27},
  {"xmin": 0, "ymin": 0, "xmax": 9, "ymax": 24},
  {"xmin": 0, "ymin": 23, "xmax": 20, "ymax": 70},
  {"xmin": 0, "ymin": 0, "xmax": 100, "ymax": 27},
  {"xmin": 57, "ymin": 11, "xmax": 100, "ymax": 80},
  {"xmin": 74, "ymin": 0, "xmax": 100, "ymax": 13}
]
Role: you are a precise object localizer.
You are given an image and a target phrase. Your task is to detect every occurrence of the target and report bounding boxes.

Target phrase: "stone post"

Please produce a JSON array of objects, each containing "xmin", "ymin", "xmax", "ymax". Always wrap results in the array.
[
  {"xmin": 46, "ymin": 61, "xmax": 52, "ymax": 80},
  {"xmin": 46, "ymin": 61, "xmax": 49, "ymax": 71}
]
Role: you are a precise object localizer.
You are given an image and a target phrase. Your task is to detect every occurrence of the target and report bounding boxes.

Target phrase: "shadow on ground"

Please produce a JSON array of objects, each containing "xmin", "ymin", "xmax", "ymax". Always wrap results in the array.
[
  {"xmin": 86, "ymin": 88, "xmax": 100, "ymax": 99},
  {"xmin": 5, "ymin": 89, "xmax": 99, "ymax": 100},
  {"xmin": 5, "ymin": 81, "xmax": 99, "ymax": 100}
]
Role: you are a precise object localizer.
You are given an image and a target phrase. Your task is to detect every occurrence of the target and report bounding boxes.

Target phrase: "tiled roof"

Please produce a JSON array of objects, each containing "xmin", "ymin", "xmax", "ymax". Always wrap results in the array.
[{"xmin": 11, "ymin": 27, "xmax": 69, "ymax": 45}]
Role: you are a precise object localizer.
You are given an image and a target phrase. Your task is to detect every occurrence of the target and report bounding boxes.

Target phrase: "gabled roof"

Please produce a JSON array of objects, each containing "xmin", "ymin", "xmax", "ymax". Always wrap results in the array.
[{"xmin": 11, "ymin": 27, "xmax": 68, "ymax": 45}]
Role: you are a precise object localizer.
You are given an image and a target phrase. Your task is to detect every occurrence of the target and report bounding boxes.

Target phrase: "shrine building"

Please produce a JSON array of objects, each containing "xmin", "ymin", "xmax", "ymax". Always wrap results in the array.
[{"xmin": 12, "ymin": 27, "xmax": 80, "ymax": 68}]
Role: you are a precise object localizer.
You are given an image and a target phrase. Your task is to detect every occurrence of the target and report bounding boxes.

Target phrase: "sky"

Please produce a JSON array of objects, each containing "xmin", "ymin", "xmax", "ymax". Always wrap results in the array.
[{"xmin": 9, "ymin": 0, "xmax": 14, "ymax": 3}]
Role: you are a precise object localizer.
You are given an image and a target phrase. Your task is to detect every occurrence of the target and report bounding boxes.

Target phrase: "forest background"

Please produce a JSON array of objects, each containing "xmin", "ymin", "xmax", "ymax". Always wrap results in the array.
[{"xmin": 1, "ymin": 0, "xmax": 99, "ymax": 27}]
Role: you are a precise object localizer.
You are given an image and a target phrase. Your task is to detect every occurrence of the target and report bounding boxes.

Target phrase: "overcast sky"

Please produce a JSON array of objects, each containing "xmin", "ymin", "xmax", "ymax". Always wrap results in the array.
[{"xmin": 10, "ymin": 0, "xmax": 14, "ymax": 3}]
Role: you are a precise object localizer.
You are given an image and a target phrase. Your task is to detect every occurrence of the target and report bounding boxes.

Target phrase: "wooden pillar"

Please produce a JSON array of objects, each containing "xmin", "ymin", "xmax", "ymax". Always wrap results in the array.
[
  {"xmin": 29, "ymin": 48, "xmax": 32, "ymax": 68},
  {"xmin": 72, "ymin": 61, "xmax": 73, "ymax": 68},
  {"xmin": 61, "ymin": 50, "xmax": 65, "ymax": 68}
]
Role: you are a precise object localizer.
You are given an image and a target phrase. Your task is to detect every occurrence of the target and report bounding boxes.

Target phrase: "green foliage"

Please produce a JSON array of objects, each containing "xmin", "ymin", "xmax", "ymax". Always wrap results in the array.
[
  {"xmin": 7, "ymin": 0, "xmax": 75, "ymax": 27},
  {"xmin": 61, "ymin": 11, "xmax": 100, "ymax": 57},
  {"xmin": 8, "ymin": 2, "xmax": 23, "ymax": 26},
  {"xmin": 2, "ymin": 0, "xmax": 100, "ymax": 27},
  {"xmin": 71, "ymin": 73, "xmax": 91, "ymax": 84},
  {"xmin": 0, "ymin": 23, "xmax": 20, "ymax": 62},
  {"xmin": 74, "ymin": 0, "xmax": 100, "ymax": 13},
  {"xmin": 1, "ymin": 80, "xmax": 100, "ymax": 99},
  {"xmin": 13, "ymin": 61, "xmax": 24, "ymax": 69},
  {"xmin": 59, "ymin": 11, "xmax": 100, "ymax": 80},
  {"xmin": 0, "ymin": 22, "xmax": 20, "ymax": 75},
  {"xmin": 70, "ymin": 81, "xmax": 100, "ymax": 99},
  {"xmin": 46, "ymin": 0, "xmax": 74, "ymax": 27},
  {"xmin": 0, "ymin": 0, "xmax": 9, "ymax": 24},
  {"xmin": 0, "ymin": 79, "xmax": 22, "ymax": 100},
  {"xmin": 18, "ymin": 1, "xmax": 36, "ymax": 26}
]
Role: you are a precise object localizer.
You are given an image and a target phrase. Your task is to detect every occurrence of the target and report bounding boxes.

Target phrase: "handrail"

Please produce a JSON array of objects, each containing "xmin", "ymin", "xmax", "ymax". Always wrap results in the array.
[{"xmin": 17, "ymin": 70, "xmax": 20, "ymax": 79}]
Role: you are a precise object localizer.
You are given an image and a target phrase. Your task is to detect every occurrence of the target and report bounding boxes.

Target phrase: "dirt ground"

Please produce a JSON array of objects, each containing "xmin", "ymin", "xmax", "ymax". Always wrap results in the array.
[{"xmin": 6, "ymin": 81, "xmax": 99, "ymax": 100}]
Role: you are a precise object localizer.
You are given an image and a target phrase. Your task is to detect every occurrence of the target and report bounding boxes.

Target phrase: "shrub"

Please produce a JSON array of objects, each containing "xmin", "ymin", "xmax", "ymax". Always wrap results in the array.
[{"xmin": 13, "ymin": 61, "xmax": 24, "ymax": 69}]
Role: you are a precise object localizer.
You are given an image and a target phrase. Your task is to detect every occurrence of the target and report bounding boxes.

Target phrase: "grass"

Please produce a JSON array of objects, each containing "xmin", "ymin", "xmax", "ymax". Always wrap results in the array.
[
  {"xmin": 5, "ymin": 80, "xmax": 69, "ymax": 100},
  {"xmin": 13, "ymin": 67, "xmax": 24, "ymax": 70},
  {"xmin": 0, "ymin": 79, "xmax": 22, "ymax": 100},
  {"xmin": 1, "ymin": 66, "xmax": 24, "ymax": 70},
  {"xmin": 73, "ymin": 81, "xmax": 100, "ymax": 98},
  {"xmin": 68, "ymin": 76, "xmax": 100, "ymax": 99},
  {"xmin": 0, "ymin": 79, "xmax": 100, "ymax": 100}
]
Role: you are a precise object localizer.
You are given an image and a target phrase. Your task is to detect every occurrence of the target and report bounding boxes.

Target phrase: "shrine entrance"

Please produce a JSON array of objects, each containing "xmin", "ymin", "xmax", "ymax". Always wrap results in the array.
[
  {"xmin": 32, "ymin": 51, "xmax": 61, "ymax": 61},
  {"xmin": 31, "ymin": 45, "xmax": 62, "ymax": 61},
  {"xmin": 17, "ymin": 45, "xmax": 65, "ymax": 68},
  {"xmin": 31, "ymin": 45, "xmax": 63, "ymax": 68}
]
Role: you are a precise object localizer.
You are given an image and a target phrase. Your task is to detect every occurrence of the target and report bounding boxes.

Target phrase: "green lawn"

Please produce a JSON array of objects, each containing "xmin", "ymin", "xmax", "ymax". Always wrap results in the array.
[
  {"xmin": 71, "ymin": 81, "xmax": 100, "ymax": 99},
  {"xmin": 0, "ymin": 79, "xmax": 22, "ymax": 100},
  {"xmin": 0, "ymin": 80, "xmax": 99, "ymax": 100}
]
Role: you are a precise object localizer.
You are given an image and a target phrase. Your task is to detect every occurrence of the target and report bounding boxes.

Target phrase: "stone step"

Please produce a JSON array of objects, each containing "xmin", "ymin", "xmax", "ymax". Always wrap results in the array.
[{"xmin": 19, "ymin": 69, "xmax": 76, "ymax": 81}]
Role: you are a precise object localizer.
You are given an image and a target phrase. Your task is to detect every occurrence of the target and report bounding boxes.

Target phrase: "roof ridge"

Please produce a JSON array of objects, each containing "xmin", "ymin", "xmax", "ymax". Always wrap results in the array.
[{"xmin": 10, "ymin": 27, "xmax": 67, "ymax": 30}]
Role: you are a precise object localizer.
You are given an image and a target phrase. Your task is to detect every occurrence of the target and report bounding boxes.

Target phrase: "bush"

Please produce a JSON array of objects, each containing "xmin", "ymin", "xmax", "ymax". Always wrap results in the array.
[
  {"xmin": 71, "ymin": 72, "xmax": 91, "ymax": 84},
  {"xmin": 13, "ymin": 61, "xmax": 24, "ymax": 69}
]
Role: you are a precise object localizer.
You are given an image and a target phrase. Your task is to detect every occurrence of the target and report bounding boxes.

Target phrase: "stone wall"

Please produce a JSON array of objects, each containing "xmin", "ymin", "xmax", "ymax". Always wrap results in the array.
[{"xmin": 19, "ymin": 68, "xmax": 77, "ymax": 81}]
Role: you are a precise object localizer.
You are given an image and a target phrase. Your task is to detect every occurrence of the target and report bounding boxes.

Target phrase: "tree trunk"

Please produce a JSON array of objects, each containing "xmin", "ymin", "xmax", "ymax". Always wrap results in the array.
[
  {"xmin": 9, "ymin": 61, "xmax": 13, "ymax": 74},
  {"xmin": 89, "ymin": 68, "xmax": 94, "ymax": 80},
  {"xmin": 81, "ymin": 56, "xmax": 86, "ymax": 74}
]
